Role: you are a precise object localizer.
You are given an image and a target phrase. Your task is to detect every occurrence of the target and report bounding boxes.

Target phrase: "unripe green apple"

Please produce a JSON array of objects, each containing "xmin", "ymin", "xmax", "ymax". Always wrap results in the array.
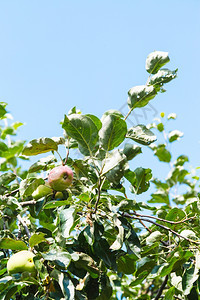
[
  {"xmin": 7, "ymin": 250, "xmax": 36, "ymax": 277},
  {"xmin": 48, "ymin": 165, "xmax": 73, "ymax": 192},
  {"xmin": 32, "ymin": 184, "xmax": 52, "ymax": 200},
  {"xmin": 55, "ymin": 191, "xmax": 63, "ymax": 199}
]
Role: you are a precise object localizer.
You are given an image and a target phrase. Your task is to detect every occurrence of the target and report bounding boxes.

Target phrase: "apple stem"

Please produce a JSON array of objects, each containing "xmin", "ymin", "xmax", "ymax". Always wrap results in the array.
[
  {"xmin": 56, "ymin": 151, "xmax": 65, "ymax": 165},
  {"xmin": 63, "ymin": 137, "xmax": 70, "ymax": 165}
]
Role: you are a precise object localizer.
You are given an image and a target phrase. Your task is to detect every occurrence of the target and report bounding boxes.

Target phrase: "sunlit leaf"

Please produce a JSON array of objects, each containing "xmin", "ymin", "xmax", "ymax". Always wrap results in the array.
[
  {"xmin": 29, "ymin": 233, "xmax": 47, "ymax": 247},
  {"xmin": 62, "ymin": 114, "xmax": 101, "ymax": 155},
  {"xmin": 123, "ymin": 143, "xmax": 142, "ymax": 161},
  {"xmin": 22, "ymin": 137, "xmax": 58, "ymax": 156},
  {"xmin": 99, "ymin": 114, "xmax": 127, "ymax": 151},
  {"xmin": 28, "ymin": 155, "xmax": 57, "ymax": 173},
  {"xmin": 127, "ymin": 85, "xmax": 157, "ymax": 109},
  {"xmin": 146, "ymin": 51, "xmax": 170, "ymax": 74},
  {"xmin": 102, "ymin": 150, "xmax": 128, "ymax": 184},
  {"xmin": 168, "ymin": 130, "xmax": 183, "ymax": 142},
  {"xmin": 127, "ymin": 124, "xmax": 156, "ymax": 145},
  {"xmin": 149, "ymin": 68, "xmax": 177, "ymax": 91},
  {"xmin": 0, "ymin": 238, "xmax": 28, "ymax": 250},
  {"xmin": 59, "ymin": 207, "xmax": 76, "ymax": 238}
]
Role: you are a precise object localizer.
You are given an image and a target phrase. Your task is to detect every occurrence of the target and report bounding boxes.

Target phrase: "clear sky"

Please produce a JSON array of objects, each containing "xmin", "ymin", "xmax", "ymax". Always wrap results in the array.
[{"xmin": 0, "ymin": 0, "xmax": 199, "ymax": 184}]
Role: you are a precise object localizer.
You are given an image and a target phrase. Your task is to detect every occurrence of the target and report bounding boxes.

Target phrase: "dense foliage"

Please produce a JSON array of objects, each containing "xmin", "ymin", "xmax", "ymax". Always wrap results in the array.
[{"xmin": 0, "ymin": 51, "xmax": 199, "ymax": 300}]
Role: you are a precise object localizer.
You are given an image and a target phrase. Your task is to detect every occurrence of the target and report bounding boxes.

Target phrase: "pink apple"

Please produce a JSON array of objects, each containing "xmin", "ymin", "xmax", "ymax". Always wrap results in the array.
[{"xmin": 48, "ymin": 165, "xmax": 73, "ymax": 191}]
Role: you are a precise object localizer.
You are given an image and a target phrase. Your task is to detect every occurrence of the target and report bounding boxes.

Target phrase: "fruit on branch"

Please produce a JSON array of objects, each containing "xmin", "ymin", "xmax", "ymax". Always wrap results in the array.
[
  {"xmin": 48, "ymin": 165, "xmax": 73, "ymax": 191},
  {"xmin": 7, "ymin": 250, "xmax": 36, "ymax": 277},
  {"xmin": 32, "ymin": 184, "xmax": 52, "ymax": 200},
  {"xmin": 55, "ymin": 191, "xmax": 64, "ymax": 199}
]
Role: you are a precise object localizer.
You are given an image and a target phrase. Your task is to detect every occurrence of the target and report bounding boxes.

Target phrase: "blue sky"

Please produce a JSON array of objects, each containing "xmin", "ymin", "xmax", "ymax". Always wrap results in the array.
[{"xmin": 0, "ymin": 0, "xmax": 199, "ymax": 185}]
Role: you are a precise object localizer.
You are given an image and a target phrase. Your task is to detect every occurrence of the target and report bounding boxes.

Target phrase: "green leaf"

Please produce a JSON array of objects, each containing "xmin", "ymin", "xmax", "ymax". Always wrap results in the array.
[
  {"xmin": 136, "ymin": 257, "xmax": 156, "ymax": 276},
  {"xmin": 130, "ymin": 270, "xmax": 149, "ymax": 287},
  {"xmin": 117, "ymin": 254, "xmax": 137, "ymax": 274},
  {"xmin": 168, "ymin": 112, "xmax": 177, "ymax": 120},
  {"xmin": 43, "ymin": 200, "xmax": 69, "ymax": 209},
  {"xmin": 62, "ymin": 114, "xmax": 101, "ymax": 155},
  {"xmin": 1, "ymin": 141, "xmax": 25, "ymax": 159},
  {"xmin": 51, "ymin": 136, "xmax": 65, "ymax": 145},
  {"xmin": 174, "ymin": 155, "xmax": 189, "ymax": 166},
  {"xmin": 123, "ymin": 143, "xmax": 142, "ymax": 160},
  {"xmin": 127, "ymin": 85, "xmax": 157, "ymax": 109},
  {"xmin": 42, "ymin": 250, "xmax": 71, "ymax": 269},
  {"xmin": 146, "ymin": 51, "xmax": 170, "ymax": 74},
  {"xmin": 102, "ymin": 109, "xmax": 124, "ymax": 119},
  {"xmin": 187, "ymin": 287, "xmax": 199, "ymax": 300},
  {"xmin": 0, "ymin": 103, "xmax": 7, "ymax": 118},
  {"xmin": 93, "ymin": 238, "xmax": 117, "ymax": 270},
  {"xmin": 120, "ymin": 217, "xmax": 141, "ymax": 250},
  {"xmin": 29, "ymin": 155, "xmax": 57, "ymax": 173},
  {"xmin": 125, "ymin": 168, "xmax": 152, "ymax": 195},
  {"xmin": 149, "ymin": 189, "xmax": 170, "ymax": 205},
  {"xmin": 51, "ymin": 270, "xmax": 75, "ymax": 299},
  {"xmin": 110, "ymin": 215, "xmax": 124, "ymax": 250},
  {"xmin": 168, "ymin": 130, "xmax": 183, "ymax": 142},
  {"xmin": 19, "ymin": 178, "xmax": 45, "ymax": 197},
  {"xmin": 149, "ymin": 68, "xmax": 177, "ymax": 91},
  {"xmin": 74, "ymin": 253, "xmax": 99, "ymax": 278},
  {"xmin": 0, "ymin": 173, "xmax": 16, "ymax": 186},
  {"xmin": 0, "ymin": 141, "xmax": 8, "ymax": 152},
  {"xmin": 102, "ymin": 150, "xmax": 128, "ymax": 184},
  {"xmin": 59, "ymin": 207, "xmax": 76, "ymax": 238},
  {"xmin": 29, "ymin": 233, "xmax": 47, "ymax": 247},
  {"xmin": 22, "ymin": 137, "xmax": 58, "ymax": 156},
  {"xmin": 127, "ymin": 124, "xmax": 156, "ymax": 145},
  {"xmin": 99, "ymin": 114, "xmax": 127, "ymax": 151},
  {"xmin": 157, "ymin": 122, "xmax": 164, "ymax": 132},
  {"xmin": 165, "ymin": 207, "xmax": 186, "ymax": 224},
  {"xmin": 85, "ymin": 276, "xmax": 99, "ymax": 299},
  {"xmin": 163, "ymin": 287, "xmax": 175, "ymax": 300},
  {"xmin": 96, "ymin": 274, "xmax": 112, "ymax": 300},
  {"xmin": 182, "ymin": 266, "xmax": 199, "ymax": 295},
  {"xmin": 151, "ymin": 144, "xmax": 171, "ymax": 162},
  {"xmin": 11, "ymin": 122, "xmax": 23, "ymax": 130},
  {"xmin": 0, "ymin": 238, "xmax": 28, "ymax": 250},
  {"xmin": 146, "ymin": 231, "xmax": 164, "ymax": 245},
  {"xmin": 167, "ymin": 166, "xmax": 188, "ymax": 184},
  {"xmin": 160, "ymin": 248, "xmax": 193, "ymax": 277}
]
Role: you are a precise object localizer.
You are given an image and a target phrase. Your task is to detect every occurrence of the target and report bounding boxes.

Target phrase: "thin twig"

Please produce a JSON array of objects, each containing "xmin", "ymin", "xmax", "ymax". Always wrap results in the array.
[
  {"xmin": 20, "ymin": 200, "xmax": 37, "ymax": 206},
  {"xmin": 139, "ymin": 219, "xmax": 152, "ymax": 233},
  {"xmin": 154, "ymin": 275, "xmax": 168, "ymax": 300},
  {"xmin": 123, "ymin": 212, "xmax": 200, "ymax": 245},
  {"xmin": 63, "ymin": 137, "xmax": 70, "ymax": 165},
  {"xmin": 4, "ymin": 188, "xmax": 19, "ymax": 197},
  {"xmin": 17, "ymin": 215, "xmax": 31, "ymax": 239},
  {"xmin": 124, "ymin": 108, "xmax": 133, "ymax": 121},
  {"xmin": 94, "ymin": 177, "xmax": 102, "ymax": 214},
  {"xmin": 133, "ymin": 212, "xmax": 195, "ymax": 225}
]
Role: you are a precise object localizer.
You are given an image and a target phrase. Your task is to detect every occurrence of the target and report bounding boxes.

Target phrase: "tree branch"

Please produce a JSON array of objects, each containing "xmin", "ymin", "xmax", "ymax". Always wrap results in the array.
[
  {"xmin": 123, "ymin": 212, "xmax": 200, "ymax": 245},
  {"xmin": 94, "ymin": 177, "xmax": 102, "ymax": 214},
  {"xmin": 94, "ymin": 177, "xmax": 106, "ymax": 214},
  {"xmin": 132, "ymin": 212, "xmax": 195, "ymax": 225},
  {"xmin": 20, "ymin": 200, "xmax": 37, "ymax": 206},
  {"xmin": 154, "ymin": 275, "xmax": 168, "ymax": 300},
  {"xmin": 17, "ymin": 215, "xmax": 31, "ymax": 240}
]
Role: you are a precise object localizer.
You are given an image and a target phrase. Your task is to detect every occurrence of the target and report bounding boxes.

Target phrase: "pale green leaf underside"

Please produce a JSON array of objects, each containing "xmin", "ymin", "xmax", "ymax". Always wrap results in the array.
[
  {"xmin": 99, "ymin": 114, "xmax": 127, "ymax": 151},
  {"xmin": 22, "ymin": 137, "xmax": 58, "ymax": 156},
  {"xmin": 127, "ymin": 124, "xmax": 156, "ymax": 145}
]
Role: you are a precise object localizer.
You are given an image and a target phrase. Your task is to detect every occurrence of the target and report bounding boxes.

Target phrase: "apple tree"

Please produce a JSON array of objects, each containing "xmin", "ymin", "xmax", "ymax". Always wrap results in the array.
[{"xmin": 0, "ymin": 51, "xmax": 200, "ymax": 299}]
